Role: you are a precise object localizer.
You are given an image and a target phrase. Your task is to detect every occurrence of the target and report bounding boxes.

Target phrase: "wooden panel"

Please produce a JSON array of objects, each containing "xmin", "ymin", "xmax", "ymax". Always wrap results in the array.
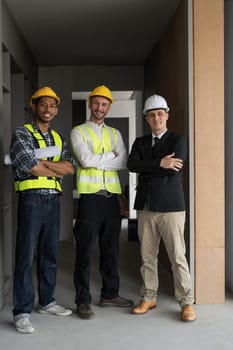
[
  {"xmin": 195, "ymin": 248, "xmax": 225, "ymax": 303},
  {"xmin": 144, "ymin": 0, "xmax": 224, "ymax": 304},
  {"xmin": 144, "ymin": 0, "xmax": 191, "ymax": 267},
  {"xmin": 193, "ymin": 0, "xmax": 225, "ymax": 303},
  {"xmin": 144, "ymin": 0, "xmax": 186, "ymax": 136},
  {"xmin": 194, "ymin": 0, "xmax": 224, "ymax": 248}
]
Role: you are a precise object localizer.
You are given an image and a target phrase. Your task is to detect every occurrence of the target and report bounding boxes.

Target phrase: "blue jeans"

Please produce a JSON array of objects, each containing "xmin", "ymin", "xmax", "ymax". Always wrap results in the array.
[{"xmin": 13, "ymin": 192, "xmax": 60, "ymax": 317}]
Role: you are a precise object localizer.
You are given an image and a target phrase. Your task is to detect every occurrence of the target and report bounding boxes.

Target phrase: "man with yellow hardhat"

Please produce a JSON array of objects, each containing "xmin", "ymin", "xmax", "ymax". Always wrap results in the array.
[
  {"xmin": 10, "ymin": 86, "xmax": 76, "ymax": 334},
  {"xmin": 70, "ymin": 85, "xmax": 133, "ymax": 320}
]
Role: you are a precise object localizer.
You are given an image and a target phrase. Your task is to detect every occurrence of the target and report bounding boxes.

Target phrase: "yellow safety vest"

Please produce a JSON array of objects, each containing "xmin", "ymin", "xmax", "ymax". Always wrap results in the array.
[
  {"xmin": 15, "ymin": 123, "xmax": 63, "ymax": 192},
  {"xmin": 76, "ymin": 124, "xmax": 122, "ymax": 195}
]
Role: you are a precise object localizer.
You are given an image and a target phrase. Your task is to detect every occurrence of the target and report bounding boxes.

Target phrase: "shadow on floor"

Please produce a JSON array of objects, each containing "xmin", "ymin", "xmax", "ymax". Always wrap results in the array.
[{"xmin": 1, "ymin": 221, "xmax": 233, "ymax": 350}]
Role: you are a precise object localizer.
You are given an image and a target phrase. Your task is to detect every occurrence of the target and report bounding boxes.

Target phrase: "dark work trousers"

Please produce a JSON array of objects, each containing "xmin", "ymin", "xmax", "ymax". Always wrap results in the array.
[{"xmin": 73, "ymin": 193, "xmax": 121, "ymax": 305}]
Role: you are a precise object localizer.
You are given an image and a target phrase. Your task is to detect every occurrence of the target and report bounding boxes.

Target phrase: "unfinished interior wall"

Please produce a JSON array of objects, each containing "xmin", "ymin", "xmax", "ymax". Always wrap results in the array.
[
  {"xmin": 144, "ymin": 0, "xmax": 225, "ymax": 304},
  {"xmin": 144, "ymin": 0, "xmax": 187, "ymax": 136},
  {"xmin": 0, "ymin": 0, "xmax": 4, "ymax": 310},
  {"xmin": 225, "ymin": 0, "xmax": 233, "ymax": 294},
  {"xmin": 144, "ymin": 0, "xmax": 191, "ymax": 282},
  {"xmin": 0, "ymin": 0, "xmax": 38, "ymax": 310}
]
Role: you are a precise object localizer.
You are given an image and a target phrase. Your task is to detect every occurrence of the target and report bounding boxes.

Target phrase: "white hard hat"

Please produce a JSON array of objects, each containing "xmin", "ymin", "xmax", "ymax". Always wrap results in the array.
[{"xmin": 143, "ymin": 94, "xmax": 169, "ymax": 115}]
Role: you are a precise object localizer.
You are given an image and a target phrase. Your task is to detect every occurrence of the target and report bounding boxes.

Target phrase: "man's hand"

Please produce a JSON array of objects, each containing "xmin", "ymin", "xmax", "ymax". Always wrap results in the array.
[
  {"xmin": 41, "ymin": 160, "xmax": 75, "ymax": 175},
  {"xmin": 160, "ymin": 152, "xmax": 183, "ymax": 172},
  {"xmin": 113, "ymin": 148, "xmax": 119, "ymax": 157},
  {"xmin": 30, "ymin": 162, "xmax": 63, "ymax": 177},
  {"xmin": 30, "ymin": 160, "xmax": 74, "ymax": 177}
]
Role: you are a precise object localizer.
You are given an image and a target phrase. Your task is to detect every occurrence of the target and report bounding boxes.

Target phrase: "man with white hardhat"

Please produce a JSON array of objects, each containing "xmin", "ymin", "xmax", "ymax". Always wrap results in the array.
[{"xmin": 127, "ymin": 93, "xmax": 196, "ymax": 322}]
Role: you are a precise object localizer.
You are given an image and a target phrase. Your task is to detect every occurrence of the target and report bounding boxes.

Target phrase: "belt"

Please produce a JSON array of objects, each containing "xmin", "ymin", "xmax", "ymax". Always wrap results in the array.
[{"xmin": 94, "ymin": 190, "xmax": 113, "ymax": 197}]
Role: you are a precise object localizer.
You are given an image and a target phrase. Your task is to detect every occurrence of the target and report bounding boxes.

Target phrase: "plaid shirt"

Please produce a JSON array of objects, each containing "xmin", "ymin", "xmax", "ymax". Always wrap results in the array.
[{"xmin": 10, "ymin": 121, "xmax": 76, "ymax": 194}]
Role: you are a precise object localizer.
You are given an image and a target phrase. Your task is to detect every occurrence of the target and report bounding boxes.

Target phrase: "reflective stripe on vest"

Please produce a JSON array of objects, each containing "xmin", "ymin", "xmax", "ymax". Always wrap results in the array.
[
  {"xmin": 76, "ymin": 124, "xmax": 121, "ymax": 195},
  {"xmin": 15, "ymin": 123, "xmax": 63, "ymax": 192}
]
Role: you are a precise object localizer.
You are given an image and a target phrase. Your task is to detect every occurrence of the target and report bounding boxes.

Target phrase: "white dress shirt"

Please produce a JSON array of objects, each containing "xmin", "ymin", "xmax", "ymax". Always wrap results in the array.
[{"xmin": 152, "ymin": 128, "xmax": 167, "ymax": 146}]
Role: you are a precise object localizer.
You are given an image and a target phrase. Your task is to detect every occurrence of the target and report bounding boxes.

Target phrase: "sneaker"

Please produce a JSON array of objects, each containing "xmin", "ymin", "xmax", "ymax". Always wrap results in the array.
[
  {"xmin": 15, "ymin": 317, "xmax": 34, "ymax": 334},
  {"xmin": 38, "ymin": 304, "xmax": 72, "ymax": 316}
]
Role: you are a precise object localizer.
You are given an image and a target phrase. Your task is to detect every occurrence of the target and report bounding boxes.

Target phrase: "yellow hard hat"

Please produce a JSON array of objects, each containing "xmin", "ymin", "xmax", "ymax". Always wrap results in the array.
[
  {"xmin": 29, "ymin": 86, "xmax": 61, "ymax": 108},
  {"xmin": 89, "ymin": 85, "xmax": 113, "ymax": 103}
]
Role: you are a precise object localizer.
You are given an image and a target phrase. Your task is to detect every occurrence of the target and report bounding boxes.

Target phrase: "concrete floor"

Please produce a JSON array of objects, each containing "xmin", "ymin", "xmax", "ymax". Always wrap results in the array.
[{"xmin": 1, "ymin": 221, "xmax": 233, "ymax": 350}]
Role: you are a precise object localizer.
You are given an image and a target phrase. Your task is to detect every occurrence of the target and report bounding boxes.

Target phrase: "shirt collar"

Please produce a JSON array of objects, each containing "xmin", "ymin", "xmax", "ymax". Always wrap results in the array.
[
  {"xmin": 152, "ymin": 128, "xmax": 167, "ymax": 140},
  {"xmin": 31, "ymin": 120, "xmax": 51, "ymax": 133},
  {"xmin": 87, "ymin": 120, "xmax": 105, "ymax": 129}
]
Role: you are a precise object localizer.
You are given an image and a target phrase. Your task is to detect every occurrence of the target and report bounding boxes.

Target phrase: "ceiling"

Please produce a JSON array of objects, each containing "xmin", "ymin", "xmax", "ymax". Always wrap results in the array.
[{"xmin": 4, "ymin": 0, "xmax": 180, "ymax": 66}]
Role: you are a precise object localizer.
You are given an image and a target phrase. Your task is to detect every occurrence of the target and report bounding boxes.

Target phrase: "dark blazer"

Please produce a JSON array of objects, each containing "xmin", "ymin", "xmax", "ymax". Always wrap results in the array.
[{"xmin": 127, "ymin": 130, "xmax": 186, "ymax": 212}]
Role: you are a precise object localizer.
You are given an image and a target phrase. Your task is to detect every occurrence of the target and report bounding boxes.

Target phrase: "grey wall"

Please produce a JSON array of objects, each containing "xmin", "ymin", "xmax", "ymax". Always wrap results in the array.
[
  {"xmin": 225, "ymin": 0, "xmax": 233, "ymax": 292},
  {"xmin": 2, "ymin": 1, "xmax": 37, "ymax": 85},
  {"xmin": 0, "ymin": 0, "xmax": 4, "ymax": 310},
  {"xmin": 0, "ymin": 0, "xmax": 38, "ymax": 309}
]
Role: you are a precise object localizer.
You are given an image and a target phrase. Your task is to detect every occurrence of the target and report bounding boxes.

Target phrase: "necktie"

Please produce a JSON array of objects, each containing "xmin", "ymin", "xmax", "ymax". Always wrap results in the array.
[
  {"xmin": 153, "ymin": 137, "xmax": 160, "ymax": 146},
  {"xmin": 152, "ymin": 137, "xmax": 159, "ymax": 156}
]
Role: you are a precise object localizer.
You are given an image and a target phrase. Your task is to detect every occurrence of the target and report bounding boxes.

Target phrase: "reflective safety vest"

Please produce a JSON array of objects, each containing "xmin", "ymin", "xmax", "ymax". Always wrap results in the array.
[
  {"xmin": 76, "ymin": 123, "xmax": 122, "ymax": 195},
  {"xmin": 15, "ymin": 123, "xmax": 63, "ymax": 192}
]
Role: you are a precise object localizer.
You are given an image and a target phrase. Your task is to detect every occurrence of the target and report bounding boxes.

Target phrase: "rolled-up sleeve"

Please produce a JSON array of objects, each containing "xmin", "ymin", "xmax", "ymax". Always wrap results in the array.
[{"xmin": 60, "ymin": 138, "xmax": 77, "ymax": 168}]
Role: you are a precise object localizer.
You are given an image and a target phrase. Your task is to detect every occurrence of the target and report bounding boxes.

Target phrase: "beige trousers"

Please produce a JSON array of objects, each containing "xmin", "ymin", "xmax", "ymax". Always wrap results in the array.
[{"xmin": 137, "ymin": 210, "xmax": 194, "ymax": 307}]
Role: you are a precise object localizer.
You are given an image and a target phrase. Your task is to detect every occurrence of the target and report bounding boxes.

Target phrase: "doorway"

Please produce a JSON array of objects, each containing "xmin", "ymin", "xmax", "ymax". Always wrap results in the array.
[{"xmin": 72, "ymin": 90, "xmax": 141, "ymax": 231}]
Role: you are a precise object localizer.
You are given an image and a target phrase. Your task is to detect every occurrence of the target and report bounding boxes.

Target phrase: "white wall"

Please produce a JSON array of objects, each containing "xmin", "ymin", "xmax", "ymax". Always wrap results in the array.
[{"xmin": 225, "ymin": 0, "xmax": 233, "ymax": 292}]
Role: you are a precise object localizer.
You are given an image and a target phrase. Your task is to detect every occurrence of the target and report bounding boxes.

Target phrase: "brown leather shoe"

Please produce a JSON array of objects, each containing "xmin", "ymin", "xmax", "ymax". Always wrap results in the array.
[
  {"xmin": 132, "ymin": 300, "xmax": 157, "ymax": 315},
  {"xmin": 181, "ymin": 305, "xmax": 196, "ymax": 322},
  {"xmin": 77, "ymin": 304, "xmax": 95, "ymax": 320}
]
